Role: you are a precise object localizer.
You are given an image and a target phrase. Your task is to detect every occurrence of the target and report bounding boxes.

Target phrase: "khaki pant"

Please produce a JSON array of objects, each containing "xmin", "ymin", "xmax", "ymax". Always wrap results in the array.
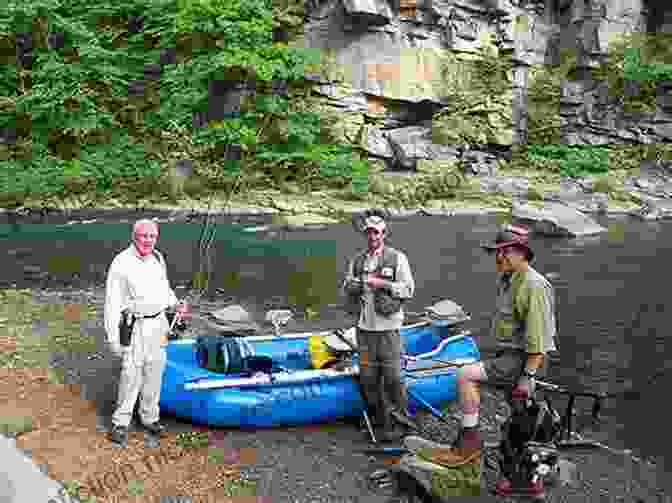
[
  {"xmin": 111, "ymin": 315, "xmax": 168, "ymax": 428},
  {"xmin": 357, "ymin": 328, "xmax": 407, "ymax": 429}
]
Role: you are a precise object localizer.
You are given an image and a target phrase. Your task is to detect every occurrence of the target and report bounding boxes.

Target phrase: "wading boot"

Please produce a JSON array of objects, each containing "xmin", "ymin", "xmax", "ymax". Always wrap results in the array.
[
  {"xmin": 416, "ymin": 427, "xmax": 481, "ymax": 467},
  {"xmin": 110, "ymin": 425, "xmax": 128, "ymax": 447}
]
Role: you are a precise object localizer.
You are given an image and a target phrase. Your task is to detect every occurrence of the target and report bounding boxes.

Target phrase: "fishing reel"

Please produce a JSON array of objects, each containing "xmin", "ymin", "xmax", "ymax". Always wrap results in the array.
[
  {"xmin": 509, "ymin": 442, "xmax": 561, "ymax": 487},
  {"xmin": 498, "ymin": 395, "xmax": 563, "ymax": 488},
  {"xmin": 166, "ymin": 310, "xmax": 189, "ymax": 340}
]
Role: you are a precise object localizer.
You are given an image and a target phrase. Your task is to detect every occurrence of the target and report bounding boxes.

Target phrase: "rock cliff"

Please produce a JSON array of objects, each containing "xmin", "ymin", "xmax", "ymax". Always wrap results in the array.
[{"xmin": 301, "ymin": 0, "xmax": 672, "ymax": 174}]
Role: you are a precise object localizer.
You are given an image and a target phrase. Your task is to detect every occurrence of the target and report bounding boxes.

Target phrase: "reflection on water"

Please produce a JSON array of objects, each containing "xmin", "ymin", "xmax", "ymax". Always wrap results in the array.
[{"xmin": 2, "ymin": 211, "xmax": 672, "ymax": 469}]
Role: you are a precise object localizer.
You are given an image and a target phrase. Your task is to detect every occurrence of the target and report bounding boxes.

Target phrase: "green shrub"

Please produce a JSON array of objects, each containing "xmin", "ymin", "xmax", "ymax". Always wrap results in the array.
[
  {"xmin": 0, "ymin": 415, "xmax": 34, "ymax": 437},
  {"xmin": 175, "ymin": 430, "xmax": 210, "ymax": 449},
  {"xmin": 526, "ymin": 144, "xmax": 610, "ymax": 178},
  {"xmin": 0, "ymin": 0, "xmax": 366, "ymax": 205}
]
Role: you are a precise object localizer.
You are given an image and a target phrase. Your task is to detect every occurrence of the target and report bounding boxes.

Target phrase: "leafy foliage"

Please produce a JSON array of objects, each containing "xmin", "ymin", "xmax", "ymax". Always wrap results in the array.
[
  {"xmin": 521, "ymin": 31, "xmax": 672, "ymax": 178},
  {"xmin": 0, "ymin": 0, "xmax": 365, "ymax": 207},
  {"xmin": 526, "ymin": 48, "xmax": 578, "ymax": 145},
  {"xmin": 431, "ymin": 41, "xmax": 515, "ymax": 146},
  {"xmin": 526, "ymin": 144, "xmax": 610, "ymax": 177},
  {"xmin": 591, "ymin": 31, "xmax": 672, "ymax": 114}
]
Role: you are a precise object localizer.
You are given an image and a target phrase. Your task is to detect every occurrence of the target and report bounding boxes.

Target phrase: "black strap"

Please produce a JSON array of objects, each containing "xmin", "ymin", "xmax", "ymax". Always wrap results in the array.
[{"xmin": 530, "ymin": 400, "xmax": 549, "ymax": 442}]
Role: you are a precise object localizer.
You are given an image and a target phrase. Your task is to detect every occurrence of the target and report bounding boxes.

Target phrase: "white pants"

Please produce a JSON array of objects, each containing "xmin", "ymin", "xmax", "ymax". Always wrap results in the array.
[{"xmin": 112, "ymin": 315, "xmax": 168, "ymax": 428}]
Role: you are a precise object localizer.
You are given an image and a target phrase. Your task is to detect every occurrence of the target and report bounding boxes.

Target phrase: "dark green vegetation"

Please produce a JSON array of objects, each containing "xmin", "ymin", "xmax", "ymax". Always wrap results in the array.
[
  {"xmin": 0, "ymin": 0, "xmax": 368, "ymax": 208},
  {"xmin": 1, "ymin": 2, "xmax": 672, "ymax": 207},
  {"xmin": 522, "ymin": 32, "xmax": 672, "ymax": 178}
]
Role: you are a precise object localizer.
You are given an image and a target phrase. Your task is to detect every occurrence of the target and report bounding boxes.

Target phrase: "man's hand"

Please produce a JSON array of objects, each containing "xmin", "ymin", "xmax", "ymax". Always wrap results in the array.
[
  {"xmin": 108, "ymin": 341, "xmax": 128, "ymax": 358},
  {"xmin": 365, "ymin": 273, "xmax": 387, "ymax": 290},
  {"xmin": 175, "ymin": 300, "xmax": 192, "ymax": 319},
  {"xmin": 512, "ymin": 375, "xmax": 534, "ymax": 401},
  {"xmin": 344, "ymin": 278, "xmax": 363, "ymax": 295}
]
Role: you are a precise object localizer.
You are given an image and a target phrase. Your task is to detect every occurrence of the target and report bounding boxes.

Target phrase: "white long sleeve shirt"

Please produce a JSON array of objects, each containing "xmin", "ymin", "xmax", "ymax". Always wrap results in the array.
[{"xmin": 104, "ymin": 245, "xmax": 178, "ymax": 347}]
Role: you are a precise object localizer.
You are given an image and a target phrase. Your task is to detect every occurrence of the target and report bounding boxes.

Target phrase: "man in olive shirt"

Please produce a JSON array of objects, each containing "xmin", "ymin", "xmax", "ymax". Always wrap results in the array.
[{"xmin": 423, "ymin": 224, "xmax": 557, "ymax": 498}]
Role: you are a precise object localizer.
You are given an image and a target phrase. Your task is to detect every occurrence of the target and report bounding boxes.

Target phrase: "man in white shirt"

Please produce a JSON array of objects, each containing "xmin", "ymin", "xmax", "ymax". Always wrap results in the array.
[
  {"xmin": 104, "ymin": 219, "xmax": 190, "ymax": 446},
  {"xmin": 342, "ymin": 210, "xmax": 416, "ymax": 442}
]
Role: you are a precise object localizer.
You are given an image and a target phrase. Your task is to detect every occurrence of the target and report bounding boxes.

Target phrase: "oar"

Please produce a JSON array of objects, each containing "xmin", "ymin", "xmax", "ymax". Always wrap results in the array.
[
  {"xmin": 363, "ymin": 447, "xmax": 409, "ymax": 456},
  {"xmin": 402, "ymin": 356, "xmax": 477, "ymax": 374},
  {"xmin": 406, "ymin": 388, "xmax": 455, "ymax": 427},
  {"xmin": 168, "ymin": 308, "xmax": 183, "ymax": 332},
  {"xmin": 335, "ymin": 329, "xmax": 466, "ymax": 436}
]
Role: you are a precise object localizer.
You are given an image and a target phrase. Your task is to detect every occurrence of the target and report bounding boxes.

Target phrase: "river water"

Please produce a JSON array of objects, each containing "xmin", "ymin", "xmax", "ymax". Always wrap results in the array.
[{"xmin": 2, "ymin": 209, "xmax": 671, "ymax": 472}]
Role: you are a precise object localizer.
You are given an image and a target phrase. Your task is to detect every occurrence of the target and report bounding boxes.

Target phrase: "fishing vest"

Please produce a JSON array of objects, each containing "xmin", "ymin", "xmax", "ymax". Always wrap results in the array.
[
  {"xmin": 346, "ymin": 246, "xmax": 402, "ymax": 317},
  {"xmin": 352, "ymin": 246, "xmax": 399, "ymax": 282}
]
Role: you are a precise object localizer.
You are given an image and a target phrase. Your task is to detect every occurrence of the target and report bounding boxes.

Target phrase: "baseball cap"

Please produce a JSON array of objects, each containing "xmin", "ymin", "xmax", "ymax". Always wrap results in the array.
[{"xmin": 364, "ymin": 214, "xmax": 386, "ymax": 232}]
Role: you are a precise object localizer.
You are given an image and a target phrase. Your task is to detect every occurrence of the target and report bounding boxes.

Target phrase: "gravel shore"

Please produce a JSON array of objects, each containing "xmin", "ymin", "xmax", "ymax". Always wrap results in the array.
[{"xmin": 12, "ymin": 288, "xmax": 672, "ymax": 502}]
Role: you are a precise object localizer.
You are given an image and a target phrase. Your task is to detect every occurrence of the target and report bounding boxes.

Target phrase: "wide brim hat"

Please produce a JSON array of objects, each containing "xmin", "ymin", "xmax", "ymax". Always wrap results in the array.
[{"xmin": 481, "ymin": 224, "xmax": 534, "ymax": 259}]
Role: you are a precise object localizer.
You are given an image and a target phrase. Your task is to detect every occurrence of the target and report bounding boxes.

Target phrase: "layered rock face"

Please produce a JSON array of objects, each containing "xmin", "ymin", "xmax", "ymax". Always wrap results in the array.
[
  {"xmin": 303, "ymin": 0, "xmax": 672, "ymax": 174},
  {"xmin": 554, "ymin": 0, "xmax": 672, "ymax": 145}
]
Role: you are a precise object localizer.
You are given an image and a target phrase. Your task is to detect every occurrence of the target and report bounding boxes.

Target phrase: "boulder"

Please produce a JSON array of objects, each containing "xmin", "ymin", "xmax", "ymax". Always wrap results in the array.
[
  {"xmin": 387, "ymin": 131, "xmax": 418, "ymax": 170},
  {"xmin": 362, "ymin": 125, "xmax": 393, "ymax": 158},
  {"xmin": 342, "ymin": 0, "xmax": 393, "ymax": 26},
  {"xmin": 555, "ymin": 193, "xmax": 609, "ymax": 214},
  {"xmin": 382, "ymin": 126, "xmax": 462, "ymax": 164},
  {"xmin": 204, "ymin": 305, "xmax": 260, "ymax": 336},
  {"xmin": 629, "ymin": 197, "xmax": 672, "ymax": 221},
  {"xmin": 276, "ymin": 213, "xmax": 340, "ymax": 230},
  {"xmin": 479, "ymin": 176, "xmax": 531, "ymax": 197},
  {"xmin": 391, "ymin": 436, "xmax": 482, "ymax": 500},
  {"xmin": 461, "ymin": 150, "xmax": 499, "ymax": 176},
  {"xmin": 512, "ymin": 201, "xmax": 607, "ymax": 237}
]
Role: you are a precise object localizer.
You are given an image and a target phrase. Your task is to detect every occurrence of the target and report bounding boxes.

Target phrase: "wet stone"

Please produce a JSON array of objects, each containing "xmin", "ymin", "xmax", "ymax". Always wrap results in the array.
[{"xmin": 144, "ymin": 432, "xmax": 161, "ymax": 449}]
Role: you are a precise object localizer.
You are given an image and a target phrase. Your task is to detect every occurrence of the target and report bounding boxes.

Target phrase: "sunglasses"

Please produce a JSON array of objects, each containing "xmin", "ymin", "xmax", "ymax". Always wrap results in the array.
[{"xmin": 484, "ymin": 247, "xmax": 511, "ymax": 257}]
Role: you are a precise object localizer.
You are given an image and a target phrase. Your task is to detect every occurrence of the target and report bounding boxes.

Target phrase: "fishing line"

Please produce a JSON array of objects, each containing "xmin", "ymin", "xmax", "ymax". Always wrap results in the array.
[{"xmin": 195, "ymin": 144, "xmax": 246, "ymax": 299}]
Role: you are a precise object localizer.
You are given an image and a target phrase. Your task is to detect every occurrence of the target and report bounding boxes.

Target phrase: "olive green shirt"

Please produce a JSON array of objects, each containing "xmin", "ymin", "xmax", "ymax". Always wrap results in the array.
[{"xmin": 492, "ymin": 266, "xmax": 557, "ymax": 354}]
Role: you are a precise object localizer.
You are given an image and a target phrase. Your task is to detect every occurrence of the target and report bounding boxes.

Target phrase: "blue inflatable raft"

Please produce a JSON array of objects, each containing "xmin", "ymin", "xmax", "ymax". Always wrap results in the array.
[{"xmin": 159, "ymin": 321, "xmax": 480, "ymax": 428}]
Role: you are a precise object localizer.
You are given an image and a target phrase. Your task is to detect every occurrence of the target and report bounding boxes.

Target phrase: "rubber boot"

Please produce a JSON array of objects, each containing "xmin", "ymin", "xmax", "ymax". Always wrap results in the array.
[{"xmin": 496, "ymin": 477, "xmax": 545, "ymax": 499}]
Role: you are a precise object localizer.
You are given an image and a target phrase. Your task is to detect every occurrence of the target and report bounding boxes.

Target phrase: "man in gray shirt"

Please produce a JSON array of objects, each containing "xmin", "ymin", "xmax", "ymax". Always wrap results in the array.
[{"xmin": 342, "ymin": 210, "xmax": 415, "ymax": 442}]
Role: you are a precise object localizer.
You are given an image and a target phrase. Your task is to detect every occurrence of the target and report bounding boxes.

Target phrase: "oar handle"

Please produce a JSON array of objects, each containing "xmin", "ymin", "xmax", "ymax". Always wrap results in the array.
[
  {"xmin": 169, "ymin": 309, "xmax": 182, "ymax": 331},
  {"xmin": 333, "ymin": 328, "xmax": 358, "ymax": 352},
  {"xmin": 403, "ymin": 358, "xmax": 476, "ymax": 373}
]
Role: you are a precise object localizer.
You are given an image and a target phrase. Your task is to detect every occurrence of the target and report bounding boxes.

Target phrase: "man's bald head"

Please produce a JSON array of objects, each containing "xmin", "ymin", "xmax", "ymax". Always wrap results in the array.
[
  {"xmin": 133, "ymin": 219, "xmax": 158, "ymax": 235},
  {"xmin": 132, "ymin": 219, "xmax": 159, "ymax": 257}
]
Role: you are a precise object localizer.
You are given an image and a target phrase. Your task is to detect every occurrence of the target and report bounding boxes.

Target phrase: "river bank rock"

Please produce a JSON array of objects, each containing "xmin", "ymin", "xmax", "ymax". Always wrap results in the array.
[
  {"xmin": 629, "ymin": 197, "xmax": 672, "ymax": 221},
  {"xmin": 512, "ymin": 201, "xmax": 607, "ymax": 237}
]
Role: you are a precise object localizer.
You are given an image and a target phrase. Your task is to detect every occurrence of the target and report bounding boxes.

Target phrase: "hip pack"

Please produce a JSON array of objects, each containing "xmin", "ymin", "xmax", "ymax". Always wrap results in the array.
[{"xmin": 119, "ymin": 309, "xmax": 136, "ymax": 347}]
